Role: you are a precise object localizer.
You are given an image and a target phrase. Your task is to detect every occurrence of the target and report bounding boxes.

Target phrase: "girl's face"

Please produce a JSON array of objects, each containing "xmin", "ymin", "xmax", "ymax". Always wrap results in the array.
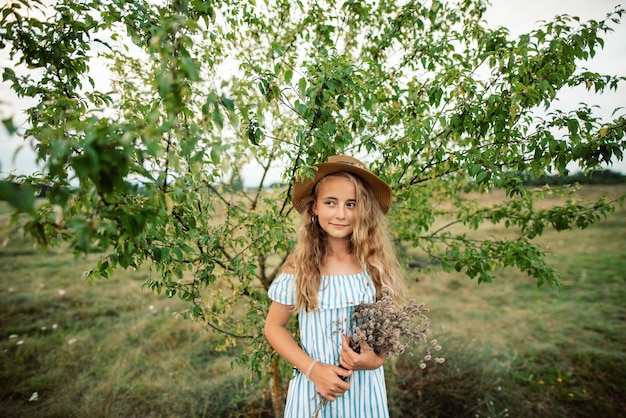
[{"xmin": 312, "ymin": 175, "xmax": 357, "ymax": 241}]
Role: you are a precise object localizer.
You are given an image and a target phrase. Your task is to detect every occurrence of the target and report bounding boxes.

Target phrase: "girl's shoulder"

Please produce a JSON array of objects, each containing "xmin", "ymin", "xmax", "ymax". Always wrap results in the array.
[{"xmin": 281, "ymin": 263, "xmax": 296, "ymax": 275}]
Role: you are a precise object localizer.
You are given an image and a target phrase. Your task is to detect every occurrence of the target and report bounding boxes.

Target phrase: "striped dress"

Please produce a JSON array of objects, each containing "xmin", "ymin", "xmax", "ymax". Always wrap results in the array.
[{"xmin": 268, "ymin": 271, "xmax": 389, "ymax": 418}]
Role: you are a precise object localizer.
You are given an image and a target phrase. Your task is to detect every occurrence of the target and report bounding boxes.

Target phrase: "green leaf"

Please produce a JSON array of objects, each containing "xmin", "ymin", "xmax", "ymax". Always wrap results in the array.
[
  {"xmin": 2, "ymin": 117, "xmax": 17, "ymax": 135},
  {"xmin": 0, "ymin": 181, "xmax": 35, "ymax": 214},
  {"xmin": 213, "ymin": 107, "xmax": 223, "ymax": 128},
  {"xmin": 468, "ymin": 164, "xmax": 482, "ymax": 177},
  {"xmin": 298, "ymin": 77, "xmax": 307, "ymax": 97},
  {"xmin": 221, "ymin": 95, "xmax": 235, "ymax": 111},
  {"xmin": 476, "ymin": 170, "xmax": 491, "ymax": 184}
]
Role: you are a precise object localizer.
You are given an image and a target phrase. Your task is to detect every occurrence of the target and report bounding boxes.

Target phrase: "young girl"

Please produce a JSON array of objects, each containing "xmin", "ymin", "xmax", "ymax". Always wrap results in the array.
[{"xmin": 264, "ymin": 155, "xmax": 406, "ymax": 417}]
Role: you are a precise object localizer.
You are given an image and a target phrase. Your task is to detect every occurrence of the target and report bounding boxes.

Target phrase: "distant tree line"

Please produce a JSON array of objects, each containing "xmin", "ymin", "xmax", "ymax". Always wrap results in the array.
[{"xmin": 521, "ymin": 170, "xmax": 626, "ymax": 186}]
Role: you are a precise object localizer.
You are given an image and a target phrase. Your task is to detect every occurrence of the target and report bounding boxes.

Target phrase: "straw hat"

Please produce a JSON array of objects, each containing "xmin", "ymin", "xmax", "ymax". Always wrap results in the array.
[{"xmin": 292, "ymin": 155, "xmax": 392, "ymax": 214}]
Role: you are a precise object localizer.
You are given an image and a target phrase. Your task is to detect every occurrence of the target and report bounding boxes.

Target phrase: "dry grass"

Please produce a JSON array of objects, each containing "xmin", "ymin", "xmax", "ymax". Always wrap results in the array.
[
  {"xmin": 391, "ymin": 185, "xmax": 626, "ymax": 417},
  {"xmin": 0, "ymin": 204, "xmax": 269, "ymax": 417},
  {"xmin": 1, "ymin": 184, "xmax": 625, "ymax": 417}
]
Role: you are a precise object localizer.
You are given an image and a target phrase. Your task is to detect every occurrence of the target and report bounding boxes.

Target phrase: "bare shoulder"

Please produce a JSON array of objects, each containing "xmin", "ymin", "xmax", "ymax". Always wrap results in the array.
[
  {"xmin": 280, "ymin": 256, "xmax": 296, "ymax": 274},
  {"xmin": 281, "ymin": 263, "xmax": 296, "ymax": 274}
]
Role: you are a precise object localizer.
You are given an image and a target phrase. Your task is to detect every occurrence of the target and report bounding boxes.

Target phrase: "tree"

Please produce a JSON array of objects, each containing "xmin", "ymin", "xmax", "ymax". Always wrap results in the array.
[{"xmin": 1, "ymin": 0, "xmax": 625, "ymax": 412}]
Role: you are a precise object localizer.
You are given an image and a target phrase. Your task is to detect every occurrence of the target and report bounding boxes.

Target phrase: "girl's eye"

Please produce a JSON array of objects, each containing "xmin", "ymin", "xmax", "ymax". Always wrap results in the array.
[
  {"xmin": 347, "ymin": 202, "xmax": 356, "ymax": 208},
  {"xmin": 325, "ymin": 200, "xmax": 335, "ymax": 206}
]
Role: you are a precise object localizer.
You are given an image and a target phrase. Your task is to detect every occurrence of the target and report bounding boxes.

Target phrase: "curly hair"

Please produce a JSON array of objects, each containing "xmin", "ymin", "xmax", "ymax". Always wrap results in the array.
[{"xmin": 286, "ymin": 172, "xmax": 406, "ymax": 312}]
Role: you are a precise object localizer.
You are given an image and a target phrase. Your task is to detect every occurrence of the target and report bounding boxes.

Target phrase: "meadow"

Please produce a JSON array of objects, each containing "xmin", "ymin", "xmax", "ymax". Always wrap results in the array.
[{"xmin": 1, "ymin": 185, "xmax": 625, "ymax": 417}]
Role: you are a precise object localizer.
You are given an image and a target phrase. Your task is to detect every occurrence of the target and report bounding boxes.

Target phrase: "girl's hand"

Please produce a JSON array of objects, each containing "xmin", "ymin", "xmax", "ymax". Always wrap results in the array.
[
  {"xmin": 339, "ymin": 335, "xmax": 385, "ymax": 371},
  {"xmin": 309, "ymin": 362, "xmax": 352, "ymax": 402}
]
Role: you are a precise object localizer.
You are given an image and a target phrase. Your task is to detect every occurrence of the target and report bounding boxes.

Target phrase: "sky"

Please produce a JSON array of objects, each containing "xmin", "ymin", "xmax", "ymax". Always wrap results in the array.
[{"xmin": 1, "ymin": 0, "xmax": 625, "ymax": 183}]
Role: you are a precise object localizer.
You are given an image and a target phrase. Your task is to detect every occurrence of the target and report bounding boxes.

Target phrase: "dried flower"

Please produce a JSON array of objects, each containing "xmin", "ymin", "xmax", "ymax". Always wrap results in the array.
[
  {"xmin": 346, "ymin": 295, "xmax": 431, "ymax": 357},
  {"xmin": 313, "ymin": 295, "xmax": 443, "ymax": 417}
]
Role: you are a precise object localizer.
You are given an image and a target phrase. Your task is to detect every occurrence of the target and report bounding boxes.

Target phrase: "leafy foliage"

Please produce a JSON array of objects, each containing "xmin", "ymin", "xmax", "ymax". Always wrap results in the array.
[{"xmin": 1, "ymin": 0, "xmax": 625, "ymax": 393}]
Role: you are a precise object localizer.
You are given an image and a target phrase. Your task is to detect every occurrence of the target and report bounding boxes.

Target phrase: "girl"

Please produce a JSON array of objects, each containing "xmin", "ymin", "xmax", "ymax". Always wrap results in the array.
[{"xmin": 264, "ymin": 155, "xmax": 407, "ymax": 417}]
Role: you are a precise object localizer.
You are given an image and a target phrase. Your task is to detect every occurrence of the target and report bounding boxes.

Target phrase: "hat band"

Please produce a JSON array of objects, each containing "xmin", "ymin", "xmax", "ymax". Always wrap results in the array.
[{"xmin": 337, "ymin": 160, "xmax": 367, "ymax": 170}]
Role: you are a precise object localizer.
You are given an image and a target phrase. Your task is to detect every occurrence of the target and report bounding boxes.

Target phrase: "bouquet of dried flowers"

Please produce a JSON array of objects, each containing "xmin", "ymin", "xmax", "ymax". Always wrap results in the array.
[{"xmin": 313, "ymin": 295, "xmax": 444, "ymax": 417}]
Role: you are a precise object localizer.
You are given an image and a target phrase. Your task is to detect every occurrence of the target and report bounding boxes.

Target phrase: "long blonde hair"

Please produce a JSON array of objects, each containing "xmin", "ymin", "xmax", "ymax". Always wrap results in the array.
[{"xmin": 286, "ymin": 172, "xmax": 406, "ymax": 312}]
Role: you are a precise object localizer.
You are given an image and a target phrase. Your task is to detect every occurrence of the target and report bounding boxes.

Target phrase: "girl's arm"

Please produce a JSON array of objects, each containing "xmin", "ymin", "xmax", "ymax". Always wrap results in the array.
[
  {"xmin": 339, "ymin": 335, "xmax": 386, "ymax": 371},
  {"xmin": 264, "ymin": 301, "xmax": 352, "ymax": 401}
]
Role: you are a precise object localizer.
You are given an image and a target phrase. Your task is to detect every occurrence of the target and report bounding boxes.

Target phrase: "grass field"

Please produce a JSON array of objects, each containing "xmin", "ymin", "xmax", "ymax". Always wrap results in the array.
[{"xmin": 1, "ymin": 185, "xmax": 625, "ymax": 417}]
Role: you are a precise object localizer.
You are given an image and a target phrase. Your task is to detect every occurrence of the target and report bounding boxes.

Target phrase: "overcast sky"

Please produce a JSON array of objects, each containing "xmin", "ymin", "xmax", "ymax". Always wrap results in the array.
[{"xmin": 1, "ymin": 0, "xmax": 625, "ymax": 181}]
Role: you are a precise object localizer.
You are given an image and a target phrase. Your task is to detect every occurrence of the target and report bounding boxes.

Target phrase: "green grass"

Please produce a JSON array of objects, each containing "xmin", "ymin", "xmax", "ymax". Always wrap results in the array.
[{"xmin": 1, "ymin": 188, "xmax": 625, "ymax": 417}]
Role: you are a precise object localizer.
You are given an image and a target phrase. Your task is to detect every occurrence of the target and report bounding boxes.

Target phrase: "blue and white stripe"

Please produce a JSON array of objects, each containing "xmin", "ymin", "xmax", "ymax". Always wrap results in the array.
[{"xmin": 268, "ymin": 272, "xmax": 389, "ymax": 418}]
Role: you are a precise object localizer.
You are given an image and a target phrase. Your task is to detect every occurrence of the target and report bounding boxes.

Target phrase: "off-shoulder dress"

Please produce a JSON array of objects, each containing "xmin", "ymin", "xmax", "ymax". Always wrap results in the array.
[{"xmin": 268, "ymin": 271, "xmax": 389, "ymax": 418}]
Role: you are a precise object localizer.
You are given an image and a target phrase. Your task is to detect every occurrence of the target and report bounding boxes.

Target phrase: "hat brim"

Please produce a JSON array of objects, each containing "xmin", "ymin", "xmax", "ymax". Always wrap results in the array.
[{"xmin": 292, "ymin": 160, "xmax": 392, "ymax": 214}]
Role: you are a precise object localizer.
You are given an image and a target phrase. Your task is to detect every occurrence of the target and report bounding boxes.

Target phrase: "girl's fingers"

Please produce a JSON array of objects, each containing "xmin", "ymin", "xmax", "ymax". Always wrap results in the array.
[
  {"xmin": 341, "ymin": 336, "xmax": 358, "ymax": 368},
  {"xmin": 335, "ymin": 365, "xmax": 352, "ymax": 378}
]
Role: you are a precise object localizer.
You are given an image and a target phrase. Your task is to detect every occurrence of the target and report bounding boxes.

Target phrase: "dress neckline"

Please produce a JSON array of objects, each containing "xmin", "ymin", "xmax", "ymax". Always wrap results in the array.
[
  {"xmin": 280, "ymin": 271, "xmax": 368, "ymax": 278},
  {"xmin": 321, "ymin": 271, "xmax": 368, "ymax": 278}
]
